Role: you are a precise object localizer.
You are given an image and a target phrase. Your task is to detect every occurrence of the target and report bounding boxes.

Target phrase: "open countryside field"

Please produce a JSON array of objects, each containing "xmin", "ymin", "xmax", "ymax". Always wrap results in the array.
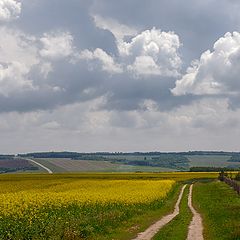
[
  {"xmin": 32, "ymin": 158, "xmax": 177, "ymax": 173},
  {"xmin": 16, "ymin": 152, "xmax": 240, "ymax": 174},
  {"xmin": 1, "ymin": 172, "xmax": 239, "ymax": 240},
  {"xmin": 0, "ymin": 157, "xmax": 41, "ymax": 173},
  {"xmin": 193, "ymin": 181, "xmax": 240, "ymax": 239},
  {"xmin": 0, "ymin": 173, "xmax": 177, "ymax": 239},
  {"xmin": 187, "ymin": 155, "xmax": 240, "ymax": 168},
  {"xmin": 1, "ymin": 152, "xmax": 236, "ymax": 174}
]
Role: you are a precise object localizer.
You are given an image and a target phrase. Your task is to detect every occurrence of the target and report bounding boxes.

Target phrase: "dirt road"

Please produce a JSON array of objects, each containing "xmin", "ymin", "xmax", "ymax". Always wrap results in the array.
[
  {"xmin": 132, "ymin": 184, "xmax": 187, "ymax": 240},
  {"xmin": 187, "ymin": 184, "xmax": 204, "ymax": 240}
]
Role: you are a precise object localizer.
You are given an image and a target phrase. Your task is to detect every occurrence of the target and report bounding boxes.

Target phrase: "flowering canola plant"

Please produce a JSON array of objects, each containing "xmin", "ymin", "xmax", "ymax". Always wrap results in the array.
[{"xmin": 0, "ymin": 179, "xmax": 174, "ymax": 218}]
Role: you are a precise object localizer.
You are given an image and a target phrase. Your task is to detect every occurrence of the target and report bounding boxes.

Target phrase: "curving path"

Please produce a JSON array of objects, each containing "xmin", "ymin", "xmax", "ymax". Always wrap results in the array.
[
  {"xmin": 132, "ymin": 184, "xmax": 187, "ymax": 240},
  {"xmin": 25, "ymin": 158, "xmax": 53, "ymax": 174},
  {"xmin": 187, "ymin": 184, "xmax": 204, "ymax": 240}
]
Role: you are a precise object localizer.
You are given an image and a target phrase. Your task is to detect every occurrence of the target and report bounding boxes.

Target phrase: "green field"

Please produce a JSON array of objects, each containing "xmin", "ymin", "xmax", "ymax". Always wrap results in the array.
[
  {"xmin": 193, "ymin": 181, "xmax": 240, "ymax": 240},
  {"xmin": 187, "ymin": 155, "xmax": 240, "ymax": 168},
  {"xmin": 30, "ymin": 154, "xmax": 240, "ymax": 173},
  {"xmin": 33, "ymin": 158, "xmax": 177, "ymax": 173},
  {"xmin": 2, "ymin": 152, "xmax": 239, "ymax": 174}
]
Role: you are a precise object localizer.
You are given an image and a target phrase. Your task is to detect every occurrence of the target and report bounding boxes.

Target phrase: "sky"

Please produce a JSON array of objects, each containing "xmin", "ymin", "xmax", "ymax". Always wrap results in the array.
[{"xmin": 1, "ymin": 0, "xmax": 240, "ymax": 153}]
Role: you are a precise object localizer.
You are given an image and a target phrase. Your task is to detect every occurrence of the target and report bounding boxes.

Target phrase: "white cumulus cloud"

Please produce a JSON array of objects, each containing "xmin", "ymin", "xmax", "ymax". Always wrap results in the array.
[
  {"xmin": 0, "ymin": 0, "xmax": 21, "ymax": 21},
  {"xmin": 0, "ymin": 62, "xmax": 34, "ymax": 96},
  {"xmin": 79, "ymin": 48, "xmax": 122, "ymax": 74},
  {"xmin": 93, "ymin": 14, "xmax": 137, "ymax": 40},
  {"xmin": 39, "ymin": 31, "xmax": 74, "ymax": 60},
  {"xmin": 84, "ymin": 20, "xmax": 183, "ymax": 77},
  {"xmin": 172, "ymin": 32, "xmax": 240, "ymax": 96},
  {"xmin": 0, "ymin": 27, "xmax": 39, "ymax": 96},
  {"xmin": 0, "ymin": 27, "xmax": 71, "ymax": 97},
  {"xmin": 121, "ymin": 28, "xmax": 182, "ymax": 77}
]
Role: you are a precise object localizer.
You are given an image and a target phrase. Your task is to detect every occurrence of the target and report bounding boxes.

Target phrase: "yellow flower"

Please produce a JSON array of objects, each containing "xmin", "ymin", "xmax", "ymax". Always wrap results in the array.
[{"xmin": 0, "ymin": 179, "xmax": 174, "ymax": 218}]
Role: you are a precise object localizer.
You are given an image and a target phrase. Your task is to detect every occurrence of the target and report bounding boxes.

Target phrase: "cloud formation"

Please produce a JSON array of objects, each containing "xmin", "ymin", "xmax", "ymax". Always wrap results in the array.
[
  {"xmin": 1, "ymin": 0, "xmax": 240, "ymax": 152},
  {"xmin": 39, "ymin": 31, "xmax": 74, "ymax": 60},
  {"xmin": 172, "ymin": 32, "xmax": 240, "ymax": 97},
  {"xmin": 80, "ymin": 25, "xmax": 182, "ymax": 77},
  {"xmin": 0, "ymin": 27, "xmax": 38, "ymax": 96},
  {"xmin": 0, "ymin": 27, "xmax": 82, "ymax": 112},
  {"xmin": 79, "ymin": 48, "xmax": 122, "ymax": 74},
  {"xmin": 93, "ymin": 14, "xmax": 137, "ymax": 40},
  {"xmin": 121, "ymin": 28, "xmax": 182, "ymax": 77},
  {"xmin": 0, "ymin": 0, "xmax": 21, "ymax": 21}
]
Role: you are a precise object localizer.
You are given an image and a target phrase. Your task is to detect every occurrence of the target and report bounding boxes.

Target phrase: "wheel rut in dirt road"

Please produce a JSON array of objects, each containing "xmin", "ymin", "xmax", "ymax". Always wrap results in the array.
[
  {"xmin": 132, "ymin": 184, "xmax": 187, "ymax": 240},
  {"xmin": 187, "ymin": 184, "xmax": 204, "ymax": 240}
]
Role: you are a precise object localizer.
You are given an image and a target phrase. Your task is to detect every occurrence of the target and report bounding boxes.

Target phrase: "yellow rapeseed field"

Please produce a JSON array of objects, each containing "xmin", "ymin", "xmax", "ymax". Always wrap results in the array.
[
  {"xmin": 0, "ymin": 179, "xmax": 174, "ymax": 218},
  {"xmin": 0, "ymin": 173, "xmax": 217, "ymax": 239}
]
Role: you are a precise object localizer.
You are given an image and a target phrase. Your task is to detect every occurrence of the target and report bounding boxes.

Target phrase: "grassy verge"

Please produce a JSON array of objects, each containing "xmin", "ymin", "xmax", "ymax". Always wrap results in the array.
[
  {"xmin": 153, "ymin": 185, "xmax": 192, "ymax": 240},
  {"xmin": 193, "ymin": 180, "xmax": 240, "ymax": 240},
  {"xmin": 99, "ymin": 184, "xmax": 182, "ymax": 240}
]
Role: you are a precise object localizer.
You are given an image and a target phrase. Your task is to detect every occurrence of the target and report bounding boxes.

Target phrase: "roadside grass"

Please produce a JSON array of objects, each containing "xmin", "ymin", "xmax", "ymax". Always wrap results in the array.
[
  {"xmin": 193, "ymin": 180, "xmax": 240, "ymax": 240},
  {"xmin": 153, "ymin": 185, "xmax": 192, "ymax": 240},
  {"xmin": 100, "ymin": 184, "xmax": 182, "ymax": 240}
]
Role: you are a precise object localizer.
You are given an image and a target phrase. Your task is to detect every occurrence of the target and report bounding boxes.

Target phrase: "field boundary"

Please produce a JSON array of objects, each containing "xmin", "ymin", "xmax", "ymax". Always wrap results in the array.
[{"xmin": 219, "ymin": 174, "xmax": 240, "ymax": 194}]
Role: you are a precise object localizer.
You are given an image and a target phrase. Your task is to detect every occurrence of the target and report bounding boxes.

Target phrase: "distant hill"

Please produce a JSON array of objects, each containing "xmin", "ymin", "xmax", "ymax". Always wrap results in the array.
[
  {"xmin": 18, "ymin": 150, "xmax": 238, "ymax": 159},
  {"xmin": 19, "ymin": 151, "xmax": 82, "ymax": 159},
  {"xmin": 15, "ymin": 151, "xmax": 240, "ymax": 172}
]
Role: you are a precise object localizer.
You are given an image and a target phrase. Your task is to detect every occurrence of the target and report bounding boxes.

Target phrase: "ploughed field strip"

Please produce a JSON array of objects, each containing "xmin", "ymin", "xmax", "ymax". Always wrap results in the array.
[
  {"xmin": 133, "ymin": 184, "xmax": 204, "ymax": 240},
  {"xmin": 24, "ymin": 158, "xmax": 53, "ymax": 173}
]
